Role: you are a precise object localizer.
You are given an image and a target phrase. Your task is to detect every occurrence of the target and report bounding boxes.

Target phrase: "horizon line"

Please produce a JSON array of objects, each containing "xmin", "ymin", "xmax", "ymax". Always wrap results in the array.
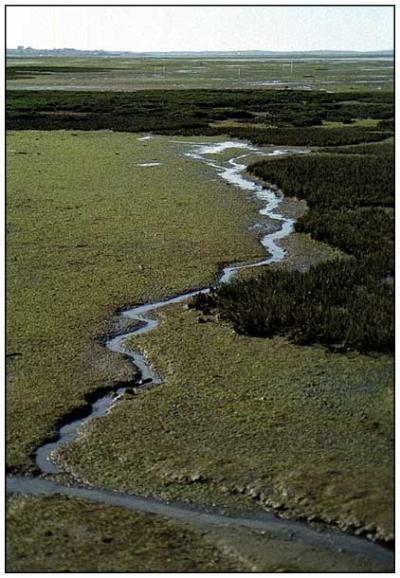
[{"xmin": 7, "ymin": 47, "xmax": 394, "ymax": 53}]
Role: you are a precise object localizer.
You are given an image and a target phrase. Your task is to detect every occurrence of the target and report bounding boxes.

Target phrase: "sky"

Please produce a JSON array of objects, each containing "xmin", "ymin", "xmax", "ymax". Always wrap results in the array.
[{"xmin": 6, "ymin": 6, "xmax": 394, "ymax": 53}]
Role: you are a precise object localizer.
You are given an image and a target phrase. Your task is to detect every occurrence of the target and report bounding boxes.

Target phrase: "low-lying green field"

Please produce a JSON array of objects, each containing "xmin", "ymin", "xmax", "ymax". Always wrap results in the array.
[
  {"xmin": 6, "ymin": 55, "xmax": 394, "ymax": 91},
  {"xmin": 6, "ymin": 130, "xmax": 264, "ymax": 472}
]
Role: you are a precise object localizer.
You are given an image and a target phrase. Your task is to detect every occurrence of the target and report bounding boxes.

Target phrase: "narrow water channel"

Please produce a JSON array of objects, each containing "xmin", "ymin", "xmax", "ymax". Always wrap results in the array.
[
  {"xmin": 38, "ymin": 139, "xmax": 299, "ymax": 473},
  {"xmin": 7, "ymin": 139, "xmax": 393, "ymax": 570}
]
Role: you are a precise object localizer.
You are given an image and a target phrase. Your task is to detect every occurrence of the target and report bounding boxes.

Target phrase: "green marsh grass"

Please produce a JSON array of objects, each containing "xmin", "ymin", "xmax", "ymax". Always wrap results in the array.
[
  {"xmin": 58, "ymin": 302, "xmax": 394, "ymax": 543},
  {"xmin": 6, "ymin": 130, "xmax": 263, "ymax": 472}
]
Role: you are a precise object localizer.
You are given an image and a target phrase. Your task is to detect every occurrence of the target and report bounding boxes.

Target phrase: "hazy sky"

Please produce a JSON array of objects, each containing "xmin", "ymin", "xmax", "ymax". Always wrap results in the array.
[{"xmin": 7, "ymin": 6, "xmax": 393, "ymax": 52}]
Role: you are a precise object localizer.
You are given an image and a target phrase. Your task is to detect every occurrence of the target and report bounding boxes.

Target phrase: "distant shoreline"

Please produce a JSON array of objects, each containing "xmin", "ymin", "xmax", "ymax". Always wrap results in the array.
[{"xmin": 6, "ymin": 48, "xmax": 394, "ymax": 59}]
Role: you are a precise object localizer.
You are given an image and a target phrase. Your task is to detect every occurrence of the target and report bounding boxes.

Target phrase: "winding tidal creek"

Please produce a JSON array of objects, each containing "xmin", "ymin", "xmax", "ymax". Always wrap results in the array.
[{"xmin": 7, "ymin": 139, "xmax": 394, "ymax": 570}]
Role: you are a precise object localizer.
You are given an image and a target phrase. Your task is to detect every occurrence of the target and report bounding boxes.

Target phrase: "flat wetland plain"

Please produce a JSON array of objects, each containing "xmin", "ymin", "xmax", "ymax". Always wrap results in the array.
[
  {"xmin": 7, "ymin": 55, "xmax": 394, "ymax": 91},
  {"xmin": 6, "ymin": 55, "xmax": 394, "ymax": 572},
  {"xmin": 7, "ymin": 131, "xmax": 263, "ymax": 472}
]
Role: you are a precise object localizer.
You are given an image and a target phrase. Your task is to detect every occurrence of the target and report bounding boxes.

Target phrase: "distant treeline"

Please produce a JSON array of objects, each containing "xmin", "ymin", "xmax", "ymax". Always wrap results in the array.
[
  {"xmin": 7, "ymin": 89, "xmax": 393, "ymax": 144},
  {"xmin": 194, "ymin": 141, "xmax": 394, "ymax": 353}
]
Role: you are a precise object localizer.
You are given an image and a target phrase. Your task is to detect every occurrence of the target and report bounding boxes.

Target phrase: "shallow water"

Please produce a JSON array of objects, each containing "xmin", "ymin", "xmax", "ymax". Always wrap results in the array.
[{"xmin": 6, "ymin": 475, "xmax": 393, "ymax": 567}]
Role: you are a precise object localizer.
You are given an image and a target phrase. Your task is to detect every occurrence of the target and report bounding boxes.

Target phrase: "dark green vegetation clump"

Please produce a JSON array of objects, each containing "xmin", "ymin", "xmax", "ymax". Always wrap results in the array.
[
  {"xmin": 6, "ymin": 66, "xmax": 114, "ymax": 80},
  {"xmin": 249, "ymin": 151, "xmax": 394, "ymax": 209},
  {"xmin": 6, "ymin": 89, "xmax": 393, "ymax": 145},
  {"xmin": 319, "ymin": 141, "xmax": 394, "ymax": 155},
  {"xmin": 377, "ymin": 118, "xmax": 395, "ymax": 130},
  {"xmin": 197, "ymin": 259, "xmax": 393, "ymax": 353},
  {"xmin": 202, "ymin": 126, "xmax": 391, "ymax": 146},
  {"xmin": 195, "ymin": 143, "xmax": 394, "ymax": 353}
]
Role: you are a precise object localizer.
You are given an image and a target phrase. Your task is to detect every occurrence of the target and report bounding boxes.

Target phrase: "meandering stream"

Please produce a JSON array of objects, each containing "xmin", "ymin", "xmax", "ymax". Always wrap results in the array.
[
  {"xmin": 35, "ymin": 140, "xmax": 299, "ymax": 474},
  {"xmin": 7, "ymin": 139, "xmax": 393, "ymax": 569}
]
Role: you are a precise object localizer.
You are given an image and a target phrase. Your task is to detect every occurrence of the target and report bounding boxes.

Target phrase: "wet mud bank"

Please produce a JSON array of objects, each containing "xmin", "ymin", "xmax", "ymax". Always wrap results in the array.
[{"xmin": 6, "ymin": 475, "xmax": 394, "ymax": 569}]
